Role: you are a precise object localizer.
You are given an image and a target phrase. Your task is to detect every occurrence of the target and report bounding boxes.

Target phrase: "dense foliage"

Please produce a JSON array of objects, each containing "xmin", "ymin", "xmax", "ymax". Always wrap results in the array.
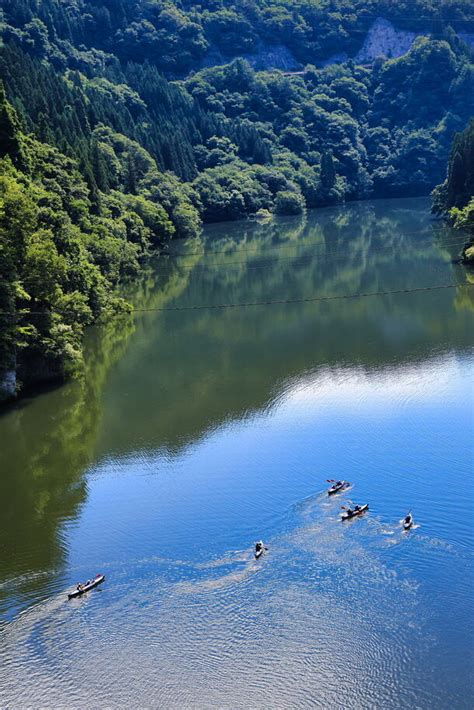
[
  {"xmin": 0, "ymin": 87, "xmax": 199, "ymax": 392},
  {"xmin": 1, "ymin": 0, "xmax": 474, "ymax": 397},
  {"xmin": 433, "ymin": 120, "xmax": 474, "ymax": 263},
  {"xmin": 2, "ymin": 0, "xmax": 474, "ymax": 75}
]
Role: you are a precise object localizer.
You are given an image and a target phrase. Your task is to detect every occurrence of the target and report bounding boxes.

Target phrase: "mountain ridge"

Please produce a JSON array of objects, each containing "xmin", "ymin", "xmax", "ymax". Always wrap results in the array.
[{"xmin": 1, "ymin": 1, "xmax": 473, "ymax": 399}]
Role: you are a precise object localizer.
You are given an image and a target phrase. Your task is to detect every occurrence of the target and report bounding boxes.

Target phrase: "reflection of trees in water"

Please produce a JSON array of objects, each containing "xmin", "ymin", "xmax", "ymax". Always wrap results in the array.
[
  {"xmin": 0, "ymin": 316, "xmax": 133, "ymax": 611},
  {"xmin": 1, "ymin": 198, "xmax": 472, "ymax": 613},
  {"xmin": 0, "ymin": 264, "xmax": 193, "ymax": 613},
  {"xmin": 98, "ymin": 199, "xmax": 473, "ymax": 457},
  {"xmin": 170, "ymin": 199, "xmax": 444, "ymax": 302},
  {"xmin": 454, "ymin": 272, "xmax": 474, "ymax": 313}
]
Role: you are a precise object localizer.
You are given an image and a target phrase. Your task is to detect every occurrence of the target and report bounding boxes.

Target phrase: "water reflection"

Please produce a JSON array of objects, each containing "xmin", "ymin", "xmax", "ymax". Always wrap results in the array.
[
  {"xmin": 0, "ymin": 264, "xmax": 193, "ymax": 615},
  {"xmin": 0, "ymin": 197, "xmax": 472, "ymax": 688},
  {"xmin": 98, "ymin": 198, "xmax": 472, "ymax": 456},
  {"xmin": 0, "ymin": 201, "xmax": 470, "ymax": 590},
  {"xmin": 0, "ymin": 316, "xmax": 133, "ymax": 614}
]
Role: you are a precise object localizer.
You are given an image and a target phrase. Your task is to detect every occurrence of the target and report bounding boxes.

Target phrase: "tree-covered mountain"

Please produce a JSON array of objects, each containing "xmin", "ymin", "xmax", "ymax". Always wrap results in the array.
[
  {"xmin": 1, "ymin": 1, "xmax": 474, "ymax": 399},
  {"xmin": 2, "ymin": 2, "xmax": 473, "ymax": 207},
  {"xmin": 0, "ymin": 86, "xmax": 201, "ymax": 393},
  {"xmin": 3, "ymin": 0, "xmax": 474, "ymax": 75},
  {"xmin": 433, "ymin": 119, "xmax": 474, "ymax": 264}
]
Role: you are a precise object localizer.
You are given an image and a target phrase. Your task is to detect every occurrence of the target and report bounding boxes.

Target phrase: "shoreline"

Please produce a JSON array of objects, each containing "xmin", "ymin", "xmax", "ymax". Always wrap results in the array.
[{"xmin": 0, "ymin": 194, "xmax": 443, "ymax": 407}]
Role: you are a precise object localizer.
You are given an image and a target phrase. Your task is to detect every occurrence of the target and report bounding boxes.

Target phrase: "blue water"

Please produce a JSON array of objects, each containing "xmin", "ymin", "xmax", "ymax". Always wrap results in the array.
[{"xmin": 0, "ymin": 198, "xmax": 473, "ymax": 707}]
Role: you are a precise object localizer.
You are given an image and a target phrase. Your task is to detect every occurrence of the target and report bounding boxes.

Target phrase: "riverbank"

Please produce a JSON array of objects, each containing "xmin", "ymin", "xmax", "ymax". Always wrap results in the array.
[
  {"xmin": 1, "ymin": 198, "xmax": 473, "ymax": 707},
  {"xmin": 1, "ymin": 193, "xmax": 451, "ymax": 406}
]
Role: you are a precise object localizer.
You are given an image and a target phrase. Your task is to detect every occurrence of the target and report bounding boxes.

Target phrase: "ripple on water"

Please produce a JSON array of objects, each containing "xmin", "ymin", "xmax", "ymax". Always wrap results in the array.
[
  {"xmin": 0, "ymin": 498, "xmax": 447, "ymax": 709},
  {"xmin": 1, "ymin": 338, "xmax": 473, "ymax": 706}
]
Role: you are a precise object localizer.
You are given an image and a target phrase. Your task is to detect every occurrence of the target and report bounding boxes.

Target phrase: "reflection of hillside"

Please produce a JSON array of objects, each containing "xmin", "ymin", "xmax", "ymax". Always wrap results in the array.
[
  {"xmin": 454, "ymin": 272, "xmax": 474, "ymax": 313},
  {"xmin": 0, "ymin": 265, "xmax": 193, "ymax": 614},
  {"xmin": 98, "ymin": 198, "xmax": 474, "ymax": 457},
  {"xmin": 1, "ymin": 197, "xmax": 472, "ymax": 613},
  {"xmin": 0, "ymin": 319, "xmax": 132, "ymax": 613}
]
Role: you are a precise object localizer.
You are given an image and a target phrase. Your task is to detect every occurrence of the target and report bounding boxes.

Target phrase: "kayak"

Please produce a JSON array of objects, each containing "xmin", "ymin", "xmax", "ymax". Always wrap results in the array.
[
  {"xmin": 341, "ymin": 504, "xmax": 369, "ymax": 521},
  {"xmin": 403, "ymin": 513, "xmax": 414, "ymax": 530},
  {"xmin": 328, "ymin": 481, "xmax": 351, "ymax": 495},
  {"xmin": 254, "ymin": 542, "xmax": 267, "ymax": 560},
  {"xmin": 68, "ymin": 574, "xmax": 105, "ymax": 599}
]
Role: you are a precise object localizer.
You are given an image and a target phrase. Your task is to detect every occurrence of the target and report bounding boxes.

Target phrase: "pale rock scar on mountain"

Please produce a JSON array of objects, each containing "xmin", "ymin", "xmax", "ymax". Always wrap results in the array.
[{"xmin": 355, "ymin": 18, "xmax": 421, "ymax": 63}]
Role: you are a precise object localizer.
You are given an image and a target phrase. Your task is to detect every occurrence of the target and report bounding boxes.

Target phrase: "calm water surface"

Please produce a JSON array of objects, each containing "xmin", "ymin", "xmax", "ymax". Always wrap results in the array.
[{"xmin": 1, "ymin": 198, "xmax": 473, "ymax": 707}]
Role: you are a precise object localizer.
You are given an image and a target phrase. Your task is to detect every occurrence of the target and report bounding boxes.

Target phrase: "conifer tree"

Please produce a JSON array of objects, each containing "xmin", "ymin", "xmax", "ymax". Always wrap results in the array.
[
  {"xmin": 0, "ymin": 83, "xmax": 23, "ymax": 164},
  {"xmin": 92, "ymin": 138, "xmax": 109, "ymax": 193},
  {"xmin": 125, "ymin": 152, "xmax": 137, "ymax": 195},
  {"xmin": 320, "ymin": 150, "xmax": 336, "ymax": 191},
  {"xmin": 448, "ymin": 149, "xmax": 466, "ymax": 207}
]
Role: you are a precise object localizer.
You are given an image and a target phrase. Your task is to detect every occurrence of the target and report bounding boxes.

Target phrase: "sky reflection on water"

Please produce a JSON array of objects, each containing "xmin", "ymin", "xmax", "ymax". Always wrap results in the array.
[{"xmin": 0, "ymin": 198, "xmax": 473, "ymax": 707}]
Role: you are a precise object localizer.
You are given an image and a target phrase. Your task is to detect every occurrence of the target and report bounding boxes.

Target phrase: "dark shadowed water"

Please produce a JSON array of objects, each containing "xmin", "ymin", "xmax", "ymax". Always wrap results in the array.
[{"xmin": 1, "ymin": 198, "xmax": 473, "ymax": 708}]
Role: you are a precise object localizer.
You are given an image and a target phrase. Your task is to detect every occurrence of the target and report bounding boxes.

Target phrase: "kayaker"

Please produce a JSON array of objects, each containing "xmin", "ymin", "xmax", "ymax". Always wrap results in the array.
[{"xmin": 255, "ymin": 541, "xmax": 264, "ymax": 553}]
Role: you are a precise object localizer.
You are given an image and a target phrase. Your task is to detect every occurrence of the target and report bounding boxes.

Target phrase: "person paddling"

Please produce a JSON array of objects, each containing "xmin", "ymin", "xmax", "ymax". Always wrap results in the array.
[
  {"xmin": 327, "ymin": 479, "xmax": 350, "ymax": 495},
  {"xmin": 341, "ymin": 503, "xmax": 368, "ymax": 520},
  {"xmin": 254, "ymin": 540, "xmax": 268, "ymax": 559}
]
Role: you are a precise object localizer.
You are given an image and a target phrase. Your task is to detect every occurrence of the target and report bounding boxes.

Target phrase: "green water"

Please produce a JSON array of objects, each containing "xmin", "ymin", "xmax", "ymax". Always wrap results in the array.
[{"xmin": 0, "ymin": 198, "xmax": 473, "ymax": 707}]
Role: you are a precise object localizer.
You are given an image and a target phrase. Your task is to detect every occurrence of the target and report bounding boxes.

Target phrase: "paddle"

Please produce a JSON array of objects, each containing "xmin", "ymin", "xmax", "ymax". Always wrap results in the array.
[
  {"xmin": 340, "ymin": 500, "xmax": 354, "ymax": 509},
  {"xmin": 340, "ymin": 504, "xmax": 358, "ymax": 515},
  {"xmin": 326, "ymin": 479, "xmax": 336, "ymax": 483}
]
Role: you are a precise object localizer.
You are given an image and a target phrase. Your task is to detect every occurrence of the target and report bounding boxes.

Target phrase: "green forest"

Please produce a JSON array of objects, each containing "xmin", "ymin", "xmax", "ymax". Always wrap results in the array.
[
  {"xmin": 1, "ymin": 0, "xmax": 474, "ymax": 398},
  {"xmin": 433, "ymin": 119, "xmax": 474, "ymax": 263}
]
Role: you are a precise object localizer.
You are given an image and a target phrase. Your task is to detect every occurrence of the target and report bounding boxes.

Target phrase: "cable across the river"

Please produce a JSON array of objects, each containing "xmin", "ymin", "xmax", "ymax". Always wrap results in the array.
[
  {"xmin": 1, "ymin": 283, "xmax": 472, "ymax": 318},
  {"xmin": 125, "ymin": 282, "xmax": 474, "ymax": 313}
]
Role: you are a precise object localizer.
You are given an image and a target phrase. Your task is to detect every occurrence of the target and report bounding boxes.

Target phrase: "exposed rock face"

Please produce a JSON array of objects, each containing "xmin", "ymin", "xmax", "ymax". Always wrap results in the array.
[
  {"xmin": 194, "ymin": 18, "xmax": 470, "ymax": 75},
  {"xmin": 355, "ymin": 18, "xmax": 420, "ymax": 63},
  {"xmin": 199, "ymin": 42, "xmax": 301, "ymax": 73},
  {"xmin": 246, "ymin": 43, "xmax": 301, "ymax": 71},
  {"xmin": 275, "ymin": 18, "xmax": 422, "ymax": 70}
]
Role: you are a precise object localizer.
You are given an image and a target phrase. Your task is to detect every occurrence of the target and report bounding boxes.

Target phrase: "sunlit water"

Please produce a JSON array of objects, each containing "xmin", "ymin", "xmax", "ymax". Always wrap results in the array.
[{"xmin": 1, "ymin": 198, "xmax": 473, "ymax": 707}]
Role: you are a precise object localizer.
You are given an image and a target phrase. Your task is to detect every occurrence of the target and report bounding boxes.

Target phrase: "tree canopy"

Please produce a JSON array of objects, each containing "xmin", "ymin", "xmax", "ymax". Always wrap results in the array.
[
  {"xmin": 433, "ymin": 120, "xmax": 474, "ymax": 263},
  {"xmin": 1, "ymin": 1, "xmax": 473, "ymax": 397}
]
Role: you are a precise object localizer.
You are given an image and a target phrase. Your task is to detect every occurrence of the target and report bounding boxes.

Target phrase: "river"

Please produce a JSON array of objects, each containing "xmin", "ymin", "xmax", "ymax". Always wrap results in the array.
[{"xmin": 0, "ymin": 197, "xmax": 473, "ymax": 707}]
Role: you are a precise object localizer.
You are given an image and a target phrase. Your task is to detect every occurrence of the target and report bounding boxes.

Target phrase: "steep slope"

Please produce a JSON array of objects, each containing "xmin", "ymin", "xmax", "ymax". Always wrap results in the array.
[
  {"xmin": 433, "ymin": 120, "xmax": 474, "ymax": 263},
  {"xmin": 1, "ymin": 1, "xmax": 474, "ymax": 399}
]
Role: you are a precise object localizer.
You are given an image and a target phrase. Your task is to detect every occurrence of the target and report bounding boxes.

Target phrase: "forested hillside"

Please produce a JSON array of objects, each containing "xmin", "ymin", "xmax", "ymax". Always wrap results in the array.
[
  {"xmin": 433, "ymin": 120, "xmax": 474, "ymax": 264},
  {"xmin": 3, "ymin": 0, "xmax": 474, "ymax": 74},
  {"xmin": 1, "ymin": 0, "xmax": 474, "ymax": 399}
]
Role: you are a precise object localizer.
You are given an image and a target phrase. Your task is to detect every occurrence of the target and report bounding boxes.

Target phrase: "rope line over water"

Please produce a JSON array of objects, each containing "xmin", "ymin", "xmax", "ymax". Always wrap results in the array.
[
  {"xmin": 2, "ymin": 284, "xmax": 472, "ymax": 318},
  {"xmin": 0, "ymin": 283, "xmax": 474, "ymax": 317},
  {"xmin": 129, "ymin": 283, "xmax": 473, "ymax": 313},
  {"xmin": 8, "ymin": 231, "xmax": 470, "ymax": 285}
]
